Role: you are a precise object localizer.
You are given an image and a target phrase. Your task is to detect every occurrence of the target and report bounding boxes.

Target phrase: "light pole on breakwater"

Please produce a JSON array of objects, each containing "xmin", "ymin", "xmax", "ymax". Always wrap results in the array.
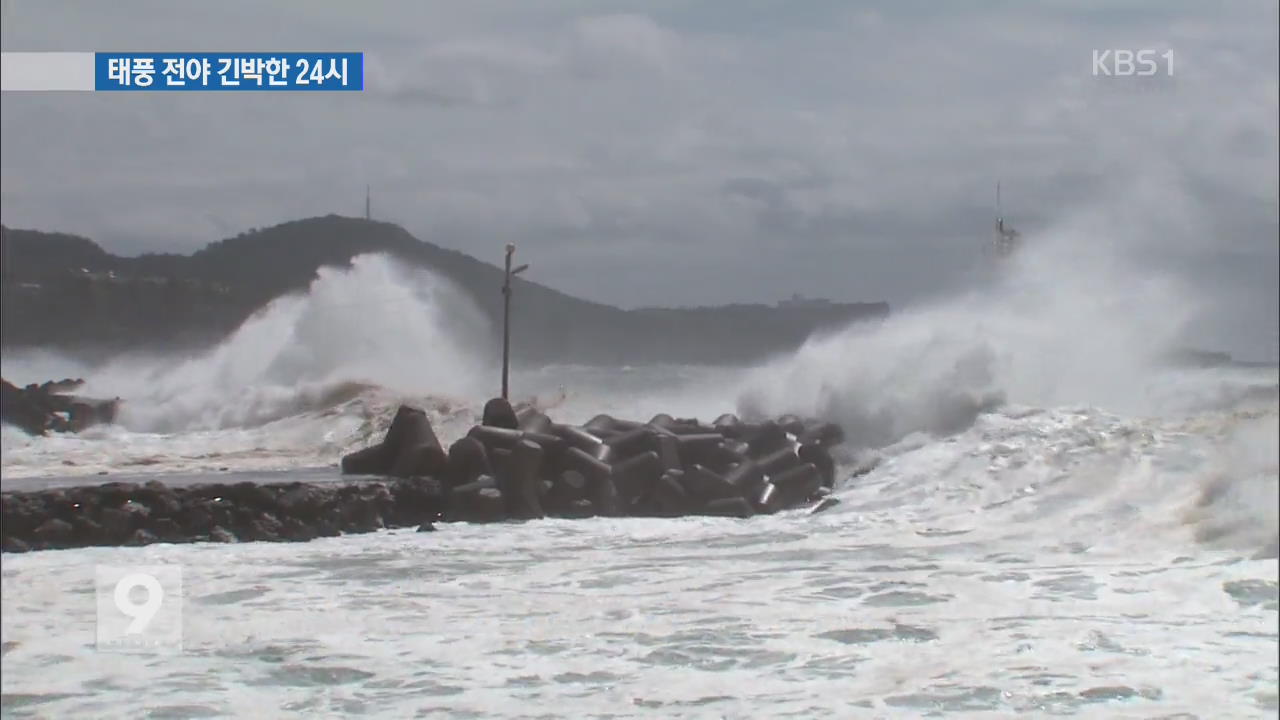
[{"xmin": 502, "ymin": 243, "xmax": 529, "ymax": 401}]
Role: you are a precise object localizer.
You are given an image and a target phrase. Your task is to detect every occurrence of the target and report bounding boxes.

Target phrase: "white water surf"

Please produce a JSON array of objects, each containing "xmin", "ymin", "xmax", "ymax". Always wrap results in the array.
[{"xmin": 1, "ymin": 212, "xmax": 1277, "ymax": 717}]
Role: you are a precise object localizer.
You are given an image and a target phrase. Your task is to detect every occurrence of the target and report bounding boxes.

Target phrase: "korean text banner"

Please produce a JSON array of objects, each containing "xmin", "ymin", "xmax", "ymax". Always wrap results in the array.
[{"xmin": 93, "ymin": 53, "xmax": 364, "ymax": 91}]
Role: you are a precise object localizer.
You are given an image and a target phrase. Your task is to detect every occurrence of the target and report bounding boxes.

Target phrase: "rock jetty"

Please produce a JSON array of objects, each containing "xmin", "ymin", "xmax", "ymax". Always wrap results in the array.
[
  {"xmin": 0, "ymin": 399, "xmax": 847, "ymax": 553},
  {"xmin": 342, "ymin": 398, "xmax": 845, "ymax": 524},
  {"xmin": 1, "ymin": 477, "xmax": 445, "ymax": 553}
]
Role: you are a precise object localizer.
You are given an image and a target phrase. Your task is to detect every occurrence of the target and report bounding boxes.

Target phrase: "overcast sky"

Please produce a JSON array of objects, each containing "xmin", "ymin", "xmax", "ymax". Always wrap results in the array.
[{"xmin": 1, "ymin": 1, "xmax": 1276, "ymax": 343}]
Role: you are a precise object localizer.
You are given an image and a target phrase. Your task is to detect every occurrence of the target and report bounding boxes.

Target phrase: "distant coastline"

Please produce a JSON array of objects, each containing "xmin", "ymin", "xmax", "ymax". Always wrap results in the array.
[{"xmin": 0, "ymin": 216, "xmax": 890, "ymax": 365}]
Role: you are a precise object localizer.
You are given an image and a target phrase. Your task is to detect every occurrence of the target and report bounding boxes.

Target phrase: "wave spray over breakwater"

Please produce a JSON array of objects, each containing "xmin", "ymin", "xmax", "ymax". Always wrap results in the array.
[
  {"xmin": 741, "ymin": 210, "xmax": 1206, "ymax": 443},
  {"xmin": 735, "ymin": 205, "xmax": 1278, "ymax": 557},
  {"xmin": 2, "ymin": 254, "xmax": 500, "ymax": 477},
  {"xmin": 2, "ymin": 203, "xmax": 1277, "ymax": 717}
]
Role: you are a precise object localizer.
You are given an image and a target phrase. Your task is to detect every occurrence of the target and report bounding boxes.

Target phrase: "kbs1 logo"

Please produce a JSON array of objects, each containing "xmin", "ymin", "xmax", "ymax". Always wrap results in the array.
[
  {"xmin": 1092, "ymin": 49, "xmax": 1174, "ymax": 77},
  {"xmin": 95, "ymin": 565, "xmax": 183, "ymax": 653}
]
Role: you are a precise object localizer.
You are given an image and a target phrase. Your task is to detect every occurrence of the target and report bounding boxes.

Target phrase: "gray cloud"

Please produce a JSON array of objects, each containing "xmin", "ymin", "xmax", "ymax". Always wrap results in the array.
[{"xmin": 1, "ymin": 0, "xmax": 1276, "ymax": 357}]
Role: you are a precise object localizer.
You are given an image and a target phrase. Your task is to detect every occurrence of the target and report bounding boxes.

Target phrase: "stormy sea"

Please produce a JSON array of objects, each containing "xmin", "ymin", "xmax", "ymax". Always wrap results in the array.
[{"xmin": 1, "ymin": 228, "xmax": 1277, "ymax": 718}]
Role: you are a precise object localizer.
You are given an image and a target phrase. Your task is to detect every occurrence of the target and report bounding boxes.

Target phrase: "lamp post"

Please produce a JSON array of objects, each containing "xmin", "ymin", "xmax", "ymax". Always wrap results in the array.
[{"xmin": 502, "ymin": 243, "xmax": 529, "ymax": 400}]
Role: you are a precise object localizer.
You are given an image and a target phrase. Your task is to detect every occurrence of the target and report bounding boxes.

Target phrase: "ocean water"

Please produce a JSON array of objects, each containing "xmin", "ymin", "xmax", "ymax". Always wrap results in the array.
[{"xmin": 2, "ymin": 243, "xmax": 1278, "ymax": 718}]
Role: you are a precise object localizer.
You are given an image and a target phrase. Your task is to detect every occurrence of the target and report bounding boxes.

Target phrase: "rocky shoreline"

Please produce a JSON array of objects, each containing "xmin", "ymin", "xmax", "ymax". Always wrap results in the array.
[
  {"xmin": 1, "ymin": 377, "xmax": 120, "ymax": 435},
  {"xmin": 1, "ymin": 399, "xmax": 848, "ymax": 553}
]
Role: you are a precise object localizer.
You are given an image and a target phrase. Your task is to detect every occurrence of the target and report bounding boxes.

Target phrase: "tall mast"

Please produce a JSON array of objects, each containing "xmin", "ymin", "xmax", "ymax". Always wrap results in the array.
[
  {"xmin": 993, "ymin": 180, "xmax": 1020, "ymax": 258},
  {"xmin": 995, "ymin": 180, "xmax": 1002, "ymax": 234},
  {"xmin": 365, "ymin": 185, "xmax": 371, "ymax": 221}
]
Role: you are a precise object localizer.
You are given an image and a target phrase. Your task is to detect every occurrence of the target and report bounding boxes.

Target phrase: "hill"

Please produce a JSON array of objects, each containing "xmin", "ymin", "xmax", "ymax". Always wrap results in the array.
[{"xmin": 0, "ymin": 216, "xmax": 888, "ymax": 365}]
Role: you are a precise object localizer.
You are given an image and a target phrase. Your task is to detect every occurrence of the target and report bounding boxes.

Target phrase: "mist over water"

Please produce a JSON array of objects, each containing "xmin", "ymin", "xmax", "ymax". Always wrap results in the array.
[{"xmin": 736, "ymin": 203, "xmax": 1246, "ymax": 445}]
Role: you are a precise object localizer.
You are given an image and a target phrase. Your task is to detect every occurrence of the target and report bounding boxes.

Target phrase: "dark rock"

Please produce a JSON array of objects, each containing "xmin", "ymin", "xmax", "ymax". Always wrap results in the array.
[
  {"xmin": 3, "ymin": 537, "xmax": 31, "ymax": 553},
  {"xmin": 712, "ymin": 413, "xmax": 740, "ymax": 430},
  {"xmin": 777, "ymin": 414, "xmax": 805, "ymax": 436},
  {"xmin": 498, "ymin": 439, "xmax": 545, "ymax": 520},
  {"xmin": 706, "ymin": 441, "xmax": 750, "ymax": 473},
  {"xmin": 174, "ymin": 504, "xmax": 214, "ymax": 535},
  {"xmin": 610, "ymin": 450, "xmax": 662, "ymax": 501},
  {"xmin": 208, "ymin": 526, "xmax": 237, "ymax": 543},
  {"xmin": 482, "ymin": 397, "xmax": 519, "ymax": 430},
  {"xmin": 1, "ymin": 378, "xmax": 52, "ymax": 435},
  {"xmin": 149, "ymin": 518, "xmax": 185, "ymax": 542},
  {"xmin": 446, "ymin": 477, "xmax": 507, "ymax": 523},
  {"xmin": 760, "ymin": 463, "xmax": 821, "ymax": 512},
  {"xmin": 468, "ymin": 425, "xmax": 523, "ymax": 451},
  {"xmin": 654, "ymin": 433, "xmax": 681, "ymax": 472},
  {"xmin": 545, "ymin": 470, "xmax": 588, "ymax": 516},
  {"xmin": 549, "ymin": 424, "xmax": 606, "ymax": 456},
  {"xmin": 33, "ymin": 518, "xmax": 74, "ymax": 546},
  {"xmin": 389, "ymin": 443, "xmax": 447, "ymax": 479},
  {"xmin": 0, "ymin": 493, "xmax": 45, "ymax": 537},
  {"xmin": 313, "ymin": 513, "xmax": 342, "ymax": 538},
  {"xmin": 558, "ymin": 470, "xmax": 588, "ymax": 494},
  {"xmin": 798, "ymin": 422, "xmax": 846, "ymax": 448},
  {"xmin": 389, "ymin": 477, "xmax": 446, "ymax": 527},
  {"xmin": 344, "ymin": 484, "xmax": 393, "ymax": 532},
  {"xmin": 472, "ymin": 487, "xmax": 508, "ymax": 523},
  {"xmin": 662, "ymin": 419, "xmax": 716, "ymax": 436},
  {"xmin": 124, "ymin": 529, "xmax": 159, "ymax": 547},
  {"xmin": 97, "ymin": 482, "xmax": 142, "ymax": 506},
  {"xmin": 798, "ymin": 444, "xmax": 837, "ymax": 489},
  {"xmin": 653, "ymin": 470, "xmax": 692, "ymax": 516},
  {"xmin": 591, "ymin": 477, "xmax": 622, "ymax": 517},
  {"xmin": 278, "ymin": 484, "xmax": 331, "ymax": 521},
  {"xmin": 242, "ymin": 511, "xmax": 285, "ymax": 541},
  {"xmin": 682, "ymin": 465, "xmax": 741, "ymax": 502},
  {"xmin": 342, "ymin": 405, "xmax": 448, "ymax": 477},
  {"xmin": 583, "ymin": 414, "xmax": 618, "ymax": 435},
  {"xmin": 519, "ymin": 430, "xmax": 565, "ymax": 463},
  {"xmin": 417, "ymin": 522, "xmax": 437, "ymax": 532},
  {"xmin": 452, "ymin": 475, "xmax": 498, "ymax": 494},
  {"xmin": 753, "ymin": 481, "xmax": 781, "ymax": 514},
  {"xmin": 280, "ymin": 517, "xmax": 318, "ymax": 542},
  {"xmin": 723, "ymin": 460, "xmax": 766, "ymax": 497},
  {"xmin": 675, "ymin": 433, "xmax": 724, "ymax": 467},
  {"xmin": 1, "ymin": 377, "xmax": 119, "ymax": 436},
  {"xmin": 341, "ymin": 442, "xmax": 390, "ymax": 475},
  {"xmin": 648, "ymin": 412, "xmax": 676, "ymax": 428},
  {"xmin": 757, "ymin": 446, "xmax": 802, "ymax": 476},
  {"xmin": 489, "ymin": 447, "xmax": 512, "ymax": 478},
  {"xmin": 228, "ymin": 482, "xmax": 278, "ymax": 512},
  {"xmin": 746, "ymin": 421, "xmax": 791, "ymax": 457},
  {"xmin": 516, "ymin": 407, "xmax": 553, "ymax": 434},
  {"xmin": 602, "ymin": 427, "xmax": 654, "ymax": 463},
  {"xmin": 385, "ymin": 406, "xmax": 447, "ymax": 478},
  {"xmin": 562, "ymin": 498, "xmax": 596, "ymax": 519},
  {"xmin": 139, "ymin": 481, "xmax": 182, "ymax": 517},
  {"xmin": 700, "ymin": 497, "xmax": 755, "ymax": 519},
  {"xmin": 447, "ymin": 436, "xmax": 493, "ymax": 487},
  {"xmin": 70, "ymin": 516, "xmax": 107, "ymax": 545},
  {"xmin": 562, "ymin": 447, "xmax": 612, "ymax": 488}
]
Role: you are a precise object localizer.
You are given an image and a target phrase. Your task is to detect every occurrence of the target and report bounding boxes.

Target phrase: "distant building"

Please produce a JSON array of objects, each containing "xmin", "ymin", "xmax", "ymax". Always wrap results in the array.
[{"xmin": 777, "ymin": 293, "xmax": 833, "ymax": 309}]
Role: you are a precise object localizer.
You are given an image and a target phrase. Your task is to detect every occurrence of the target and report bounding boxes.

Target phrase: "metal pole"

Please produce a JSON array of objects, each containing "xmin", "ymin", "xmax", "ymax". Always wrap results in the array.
[{"xmin": 501, "ymin": 243, "xmax": 514, "ymax": 400}]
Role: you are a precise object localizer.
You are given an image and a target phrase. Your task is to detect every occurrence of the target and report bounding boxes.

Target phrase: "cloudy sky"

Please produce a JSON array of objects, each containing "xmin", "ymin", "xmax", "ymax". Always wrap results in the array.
[{"xmin": 1, "ymin": 1, "xmax": 1276, "ymax": 340}]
